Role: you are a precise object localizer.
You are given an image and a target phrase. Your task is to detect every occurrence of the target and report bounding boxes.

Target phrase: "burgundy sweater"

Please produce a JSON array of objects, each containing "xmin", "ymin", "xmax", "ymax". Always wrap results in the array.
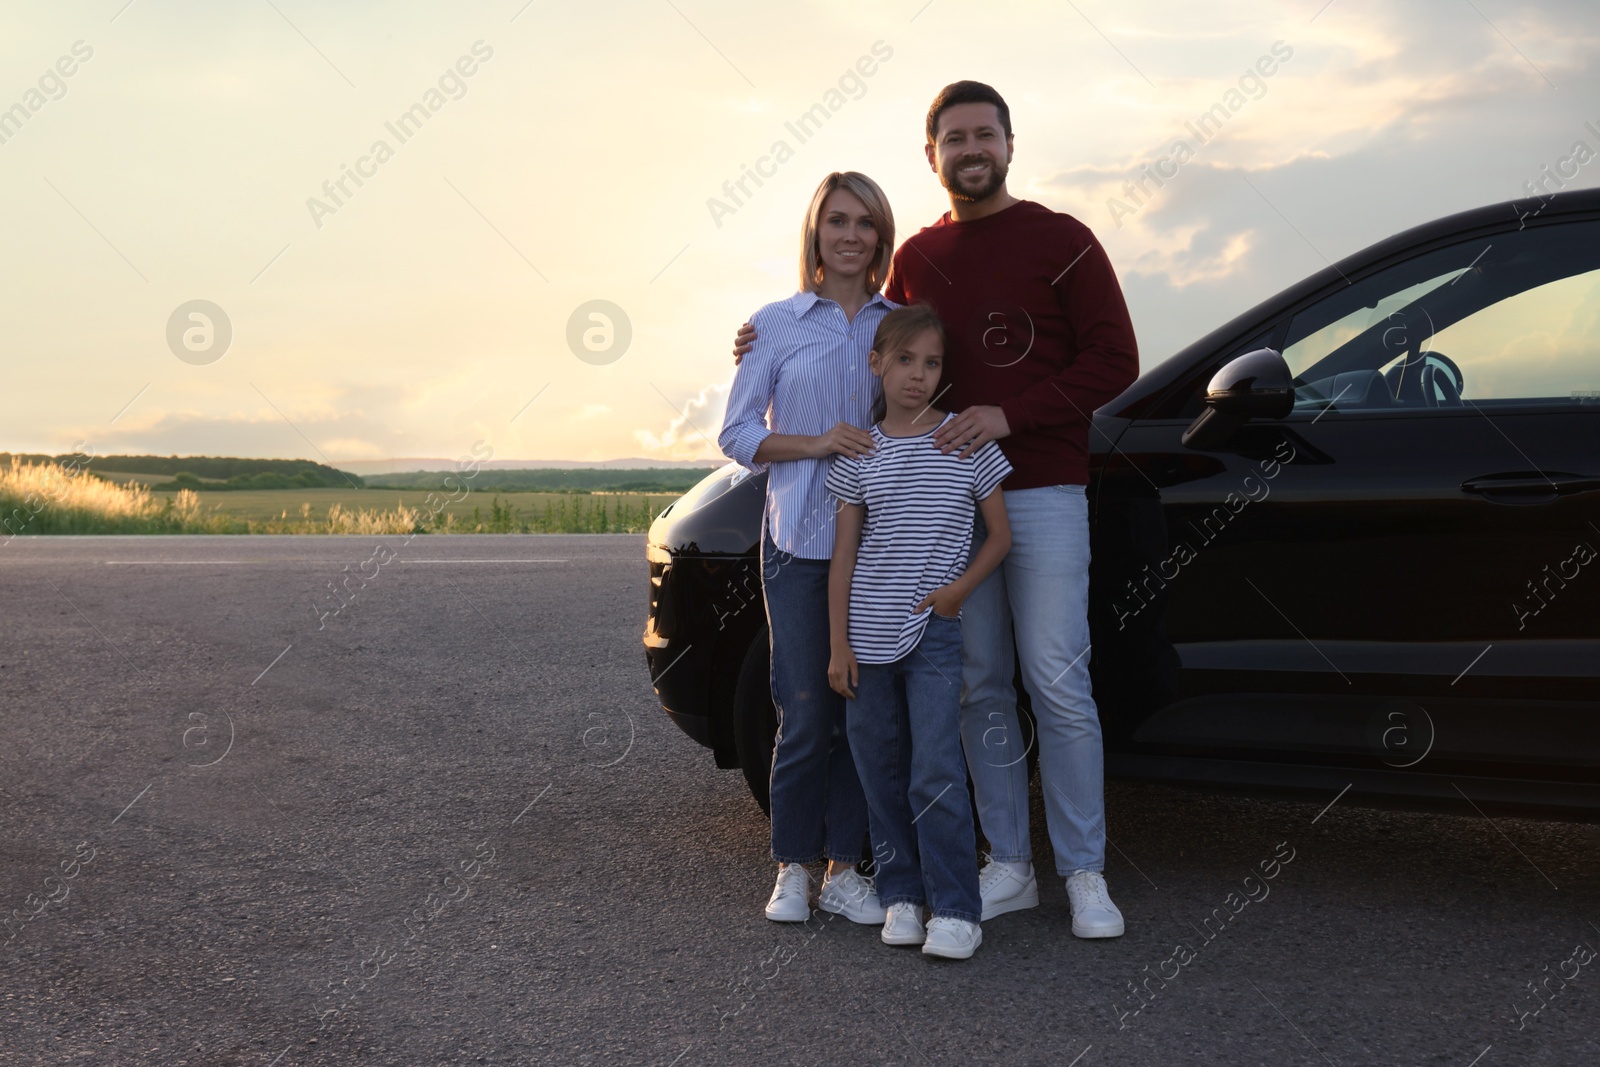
[{"xmin": 883, "ymin": 200, "xmax": 1139, "ymax": 490}]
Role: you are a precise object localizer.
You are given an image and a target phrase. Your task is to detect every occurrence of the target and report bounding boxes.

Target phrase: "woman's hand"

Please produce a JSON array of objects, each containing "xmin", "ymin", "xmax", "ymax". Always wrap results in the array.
[
  {"xmin": 814, "ymin": 422, "xmax": 875, "ymax": 460},
  {"xmin": 752, "ymin": 422, "xmax": 873, "ymax": 466},
  {"xmin": 916, "ymin": 582, "xmax": 967, "ymax": 620},
  {"xmin": 828, "ymin": 646, "xmax": 860, "ymax": 698}
]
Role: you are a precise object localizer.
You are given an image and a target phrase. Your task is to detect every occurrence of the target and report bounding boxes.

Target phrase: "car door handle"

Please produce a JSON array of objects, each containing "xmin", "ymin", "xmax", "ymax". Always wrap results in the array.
[{"xmin": 1461, "ymin": 471, "xmax": 1600, "ymax": 502}]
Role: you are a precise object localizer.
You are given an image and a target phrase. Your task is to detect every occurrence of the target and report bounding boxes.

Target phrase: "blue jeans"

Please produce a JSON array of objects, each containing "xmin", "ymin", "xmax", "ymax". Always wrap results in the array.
[
  {"xmin": 762, "ymin": 538, "xmax": 870, "ymax": 864},
  {"xmin": 846, "ymin": 615, "xmax": 981, "ymax": 922},
  {"xmin": 959, "ymin": 484, "xmax": 1106, "ymax": 876}
]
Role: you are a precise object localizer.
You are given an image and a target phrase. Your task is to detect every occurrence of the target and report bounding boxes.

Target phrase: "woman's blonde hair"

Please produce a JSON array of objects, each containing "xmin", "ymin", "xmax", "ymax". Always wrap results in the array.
[{"xmin": 799, "ymin": 172, "xmax": 895, "ymax": 294}]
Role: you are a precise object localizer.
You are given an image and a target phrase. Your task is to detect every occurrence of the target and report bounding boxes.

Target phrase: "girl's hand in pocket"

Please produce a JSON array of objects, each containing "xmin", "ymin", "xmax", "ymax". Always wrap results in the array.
[
  {"xmin": 828, "ymin": 647, "xmax": 859, "ymax": 698},
  {"xmin": 916, "ymin": 584, "xmax": 965, "ymax": 620}
]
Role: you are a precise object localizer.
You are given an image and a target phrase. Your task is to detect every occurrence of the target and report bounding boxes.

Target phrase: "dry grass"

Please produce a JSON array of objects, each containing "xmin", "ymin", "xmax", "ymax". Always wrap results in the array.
[
  {"xmin": 1, "ymin": 459, "xmax": 669, "ymax": 535},
  {"xmin": 0, "ymin": 459, "xmax": 425, "ymax": 536}
]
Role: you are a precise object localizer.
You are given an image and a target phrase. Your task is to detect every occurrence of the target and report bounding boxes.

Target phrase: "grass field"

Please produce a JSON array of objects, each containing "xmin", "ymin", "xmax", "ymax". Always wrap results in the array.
[
  {"xmin": 1, "ymin": 460, "xmax": 681, "ymax": 535},
  {"xmin": 208, "ymin": 488, "xmax": 679, "ymax": 531}
]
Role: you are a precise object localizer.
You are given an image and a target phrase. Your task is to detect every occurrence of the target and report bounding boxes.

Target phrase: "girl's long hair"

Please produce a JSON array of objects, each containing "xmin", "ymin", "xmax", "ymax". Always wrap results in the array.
[
  {"xmin": 799, "ymin": 172, "xmax": 895, "ymax": 294},
  {"xmin": 869, "ymin": 304, "xmax": 947, "ymax": 424}
]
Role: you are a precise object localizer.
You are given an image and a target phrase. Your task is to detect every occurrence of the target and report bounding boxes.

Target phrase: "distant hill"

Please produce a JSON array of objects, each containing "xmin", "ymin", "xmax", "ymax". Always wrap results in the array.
[
  {"xmin": 340, "ymin": 457, "xmax": 721, "ymax": 475},
  {"xmin": 2, "ymin": 452, "xmax": 725, "ymax": 494},
  {"xmin": 364, "ymin": 468, "xmax": 719, "ymax": 493},
  {"xmin": 0, "ymin": 453, "xmax": 362, "ymax": 491}
]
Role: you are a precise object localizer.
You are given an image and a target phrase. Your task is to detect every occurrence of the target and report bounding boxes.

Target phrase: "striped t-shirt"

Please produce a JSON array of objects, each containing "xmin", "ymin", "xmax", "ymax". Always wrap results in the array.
[{"xmin": 825, "ymin": 414, "xmax": 1012, "ymax": 664}]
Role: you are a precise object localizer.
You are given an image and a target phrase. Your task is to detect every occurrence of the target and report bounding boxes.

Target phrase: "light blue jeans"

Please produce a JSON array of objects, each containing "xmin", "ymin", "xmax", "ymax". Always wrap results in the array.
[{"xmin": 959, "ymin": 484, "xmax": 1106, "ymax": 876}]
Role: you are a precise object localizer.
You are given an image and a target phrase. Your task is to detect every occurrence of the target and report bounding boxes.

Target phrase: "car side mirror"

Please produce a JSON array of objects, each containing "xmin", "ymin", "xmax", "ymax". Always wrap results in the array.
[{"xmin": 1181, "ymin": 347, "xmax": 1295, "ymax": 450}]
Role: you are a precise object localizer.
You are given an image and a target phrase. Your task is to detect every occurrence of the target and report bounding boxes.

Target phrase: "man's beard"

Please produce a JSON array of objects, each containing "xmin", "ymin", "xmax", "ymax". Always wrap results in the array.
[{"xmin": 940, "ymin": 156, "xmax": 1007, "ymax": 203}]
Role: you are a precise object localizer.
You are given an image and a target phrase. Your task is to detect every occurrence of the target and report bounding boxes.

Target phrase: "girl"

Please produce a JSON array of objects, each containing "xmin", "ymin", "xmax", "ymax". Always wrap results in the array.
[
  {"xmin": 718, "ymin": 172, "xmax": 897, "ymax": 925},
  {"xmin": 824, "ymin": 304, "xmax": 1013, "ymax": 960}
]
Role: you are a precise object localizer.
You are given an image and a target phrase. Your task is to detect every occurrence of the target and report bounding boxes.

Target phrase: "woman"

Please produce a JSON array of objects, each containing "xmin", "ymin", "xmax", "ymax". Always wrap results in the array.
[{"xmin": 718, "ymin": 171, "xmax": 897, "ymax": 924}]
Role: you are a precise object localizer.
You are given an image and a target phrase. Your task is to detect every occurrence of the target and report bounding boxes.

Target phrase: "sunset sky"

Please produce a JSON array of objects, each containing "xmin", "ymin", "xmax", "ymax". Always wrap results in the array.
[{"xmin": 3, "ymin": 0, "xmax": 1597, "ymax": 465}]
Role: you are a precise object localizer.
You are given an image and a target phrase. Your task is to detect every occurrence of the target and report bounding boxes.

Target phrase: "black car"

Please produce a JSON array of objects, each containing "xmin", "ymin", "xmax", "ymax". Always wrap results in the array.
[{"xmin": 644, "ymin": 187, "xmax": 1600, "ymax": 818}]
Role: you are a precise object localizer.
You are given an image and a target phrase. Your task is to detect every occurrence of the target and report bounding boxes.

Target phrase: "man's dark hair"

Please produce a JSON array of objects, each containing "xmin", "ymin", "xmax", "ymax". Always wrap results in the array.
[{"xmin": 925, "ymin": 81, "xmax": 1012, "ymax": 144}]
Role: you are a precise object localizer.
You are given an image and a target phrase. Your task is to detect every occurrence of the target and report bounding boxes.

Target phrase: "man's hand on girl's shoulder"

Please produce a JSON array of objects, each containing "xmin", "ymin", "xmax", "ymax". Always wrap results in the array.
[
  {"xmin": 733, "ymin": 321, "xmax": 757, "ymax": 363},
  {"xmin": 933, "ymin": 405, "xmax": 1009, "ymax": 459}
]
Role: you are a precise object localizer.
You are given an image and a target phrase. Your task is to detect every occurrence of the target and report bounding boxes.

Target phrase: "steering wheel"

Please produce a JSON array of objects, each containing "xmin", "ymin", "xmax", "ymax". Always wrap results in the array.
[
  {"xmin": 1419, "ymin": 350, "xmax": 1464, "ymax": 408},
  {"xmin": 1385, "ymin": 349, "xmax": 1465, "ymax": 407}
]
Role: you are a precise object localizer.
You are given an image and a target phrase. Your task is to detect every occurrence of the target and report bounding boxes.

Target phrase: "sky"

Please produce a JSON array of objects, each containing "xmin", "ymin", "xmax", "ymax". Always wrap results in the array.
[{"xmin": 2, "ymin": 0, "xmax": 1597, "ymax": 465}]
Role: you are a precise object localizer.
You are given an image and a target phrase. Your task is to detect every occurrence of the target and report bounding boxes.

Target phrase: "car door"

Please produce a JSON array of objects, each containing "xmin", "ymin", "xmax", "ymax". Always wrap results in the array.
[{"xmin": 1095, "ymin": 215, "xmax": 1600, "ymax": 784}]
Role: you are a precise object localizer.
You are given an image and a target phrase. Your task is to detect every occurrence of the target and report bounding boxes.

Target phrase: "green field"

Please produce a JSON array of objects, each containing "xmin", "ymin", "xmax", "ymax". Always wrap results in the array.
[
  {"xmin": 3, "ymin": 458, "xmax": 689, "ymax": 535},
  {"xmin": 198, "ymin": 488, "xmax": 679, "ymax": 532}
]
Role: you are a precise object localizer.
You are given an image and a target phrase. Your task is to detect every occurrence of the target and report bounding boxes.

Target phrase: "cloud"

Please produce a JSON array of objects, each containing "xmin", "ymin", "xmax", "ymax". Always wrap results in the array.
[
  {"xmin": 93, "ymin": 409, "xmax": 404, "ymax": 465},
  {"xmin": 633, "ymin": 382, "xmax": 728, "ymax": 462},
  {"xmin": 1019, "ymin": 4, "xmax": 1600, "ymax": 370},
  {"xmin": 1039, "ymin": 6, "xmax": 1600, "ymax": 282}
]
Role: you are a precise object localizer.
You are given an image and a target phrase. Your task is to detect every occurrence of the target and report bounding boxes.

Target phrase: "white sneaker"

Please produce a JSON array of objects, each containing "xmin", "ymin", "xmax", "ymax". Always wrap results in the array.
[
  {"xmin": 978, "ymin": 860, "xmax": 1038, "ymax": 921},
  {"xmin": 921, "ymin": 916, "xmax": 982, "ymax": 960},
  {"xmin": 818, "ymin": 867, "xmax": 887, "ymax": 925},
  {"xmin": 880, "ymin": 903, "xmax": 926, "ymax": 946},
  {"xmin": 764, "ymin": 864, "xmax": 811, "ymax": 922},
  {"xmin": 1065, "ymin": 870, "xmax": 1125, "ymax": 938}
]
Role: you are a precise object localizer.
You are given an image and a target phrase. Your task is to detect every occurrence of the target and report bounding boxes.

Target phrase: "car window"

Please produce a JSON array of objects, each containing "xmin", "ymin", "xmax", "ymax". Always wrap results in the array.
[
  {"xmin": 1282, "ymin": 220, "xmax": 1600, "ymax": 414},
  {"xmin": 1281, "ymin": 272, "xmax": 1464, "ymax": 379},
  {"xmin": 1429, "ymin": 268, "xmax": 1600, "ymax": 404}
]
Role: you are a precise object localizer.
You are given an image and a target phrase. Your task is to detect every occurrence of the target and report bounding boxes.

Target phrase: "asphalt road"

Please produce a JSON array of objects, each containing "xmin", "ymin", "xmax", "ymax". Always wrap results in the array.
[{"xmin": 1, "ymin": 535, "xmax": 1596, "ymax": 1067}]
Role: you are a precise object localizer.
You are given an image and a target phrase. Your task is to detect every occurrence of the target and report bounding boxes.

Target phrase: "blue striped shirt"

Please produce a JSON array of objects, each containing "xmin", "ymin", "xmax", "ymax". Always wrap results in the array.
[
  {"xmin": 719, "ymin": 290, "xmax": 896, "ymax": 559},
  {"xmin": 826, "ymin": 414, "xmax": 1012, "ymax": 663}
]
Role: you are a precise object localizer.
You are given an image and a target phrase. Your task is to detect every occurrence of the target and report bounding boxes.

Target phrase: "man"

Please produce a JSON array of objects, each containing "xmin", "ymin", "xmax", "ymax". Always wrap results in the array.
[{"xmin": 734, "ymin": 81, "xmax": 1138, "ymax": 938}]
